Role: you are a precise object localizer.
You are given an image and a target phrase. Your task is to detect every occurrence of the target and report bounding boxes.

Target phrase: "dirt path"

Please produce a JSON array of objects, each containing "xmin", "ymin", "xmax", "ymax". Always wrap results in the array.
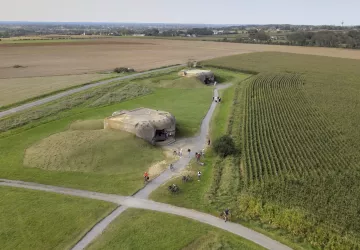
[
  {"xmin": 0, "ymin": 65, "xmax": 183, "ymax": 119},
  {"xmin": 0, "ymin": 84, "xmax": 292, "ymax": 250},
  {"xmin": 0, "ymin": 178, "xmax": 290, "ymax": 250}
]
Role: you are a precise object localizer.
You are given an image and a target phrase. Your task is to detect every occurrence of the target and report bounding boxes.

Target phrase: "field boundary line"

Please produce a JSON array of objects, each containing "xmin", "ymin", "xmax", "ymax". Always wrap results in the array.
[{"xmin": 0, "ymin": 64, "xmax": 184, "ymax": 119}]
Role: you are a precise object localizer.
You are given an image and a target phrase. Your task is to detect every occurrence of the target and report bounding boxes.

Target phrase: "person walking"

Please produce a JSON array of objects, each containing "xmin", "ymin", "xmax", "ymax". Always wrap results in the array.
[
  {"xmin": 196, "ymin": 152, "xmax": 201, "ymax": 162},
  {"xmin": 208, "ymin": 139, "xmax": 211, "ymax": 146},
  {"xmin": 201, "ymin": 148, "xmax": 205, "ymax": 158},
  {"xmin": 179, "ymin": 148, "xmax": 183, "ymax": 157},
  {"xmin": 223, "ymin": 208, "xmax": 230, "ymax": 222},
  {"xmin": 143, "ymin": 172, "xmax": 149, "ymax": 183},
  {"xmin": 188, "ymin": 148, "xmax": 191, "ymax": 158},
  {"xmin": 197, "ymin": 171, "xmax": 202, "ymax": 181}
]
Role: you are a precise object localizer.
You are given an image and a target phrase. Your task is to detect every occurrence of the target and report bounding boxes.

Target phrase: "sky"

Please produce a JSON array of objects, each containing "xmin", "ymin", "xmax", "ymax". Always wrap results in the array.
[{"xmin": 1, "ymin": 0, "xmax": 359, "ymax": 25}]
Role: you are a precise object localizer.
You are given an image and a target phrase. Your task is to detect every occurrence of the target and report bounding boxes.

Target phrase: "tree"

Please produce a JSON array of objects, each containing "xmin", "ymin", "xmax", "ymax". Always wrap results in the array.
[
  {"xmin": 187, "ymin": 28, "xmax": 213, "ymax": 36},
  {"xmin": 255, "ymin": 31, "xmax": 270, "ymax": 41},
  {"xmin": 144, "ymin": 29, "xmax": 159, "ymax": 36},
  {"xmin": 213, "ymin": 135, "xmax": 237, "ymax": 158}
]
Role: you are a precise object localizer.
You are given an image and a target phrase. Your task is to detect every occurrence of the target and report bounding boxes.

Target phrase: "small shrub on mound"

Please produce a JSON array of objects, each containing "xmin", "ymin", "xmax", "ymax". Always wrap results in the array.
[
  {"xmin": 13, "ymin": 65, "xmax": 26, "ymax": 68},
  {"xmin": 213, "ymin": 135, "xmax": 237, "ymax": 157},
  {"xmin": 113, "ymin": 67, "xmax": 135, "ymax": 73}
]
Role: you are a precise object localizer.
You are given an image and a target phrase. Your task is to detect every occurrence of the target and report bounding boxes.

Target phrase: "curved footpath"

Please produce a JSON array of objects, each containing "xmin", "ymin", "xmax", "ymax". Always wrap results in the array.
[
  {"xmin": 0, "ymin": 84, "xmax": 291, "ymax": 250},
  {"xmin": 0, "ymin": 65, "xmax": 183, "ymax": 119}
]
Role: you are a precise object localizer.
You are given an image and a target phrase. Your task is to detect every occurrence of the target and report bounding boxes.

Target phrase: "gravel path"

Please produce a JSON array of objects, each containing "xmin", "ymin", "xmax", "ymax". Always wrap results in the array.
[
  {"xmin": 0, "ymin": 178, "xmax": 291, "ymax": 250},
  {"xmin": 0, "ymin": 65, "xmax": 183, "ymax": 119},
  {"xmin": 0, "ymin": 84, "xmax": 292, "ymax": 250}
]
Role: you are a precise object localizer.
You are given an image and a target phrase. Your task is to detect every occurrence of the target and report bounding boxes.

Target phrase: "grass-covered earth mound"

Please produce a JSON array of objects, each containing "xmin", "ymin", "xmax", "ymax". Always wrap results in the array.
[{"xmin": 24, "ymin": 128, "xmax": 164, "ymax": 174}]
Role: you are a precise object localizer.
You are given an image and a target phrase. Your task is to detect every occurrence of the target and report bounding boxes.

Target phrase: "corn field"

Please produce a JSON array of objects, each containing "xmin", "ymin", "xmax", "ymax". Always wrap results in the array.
[
  {"xmin": 204, "ymin": 52, "xmax": 360, "ymax": 249},
  {"xmin": 243, "ymin": 73, "xmax": 354, "ymax": 184}
]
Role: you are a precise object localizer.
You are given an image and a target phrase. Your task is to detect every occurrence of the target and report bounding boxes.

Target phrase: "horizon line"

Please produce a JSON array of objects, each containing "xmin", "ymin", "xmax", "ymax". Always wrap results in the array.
[{"xmin": 0, "ymin": 20, "xmax": 358, "ymax": 27}]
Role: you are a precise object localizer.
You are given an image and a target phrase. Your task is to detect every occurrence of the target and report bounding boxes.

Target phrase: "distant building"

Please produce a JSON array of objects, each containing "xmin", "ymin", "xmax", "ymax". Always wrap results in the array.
[
  {"xmin": 132, "ymin": 34, "xmax": 145, "ymax": 37},
  {"xmin": 213, "ymin": 30, "xmax": 224, "ymax": 35}
]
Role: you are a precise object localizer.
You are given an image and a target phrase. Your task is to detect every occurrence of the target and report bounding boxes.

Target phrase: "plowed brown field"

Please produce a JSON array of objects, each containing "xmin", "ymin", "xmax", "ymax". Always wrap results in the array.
[{"xmin": 1, "ymin": 38, "xmax": 360, "ymax": 79}]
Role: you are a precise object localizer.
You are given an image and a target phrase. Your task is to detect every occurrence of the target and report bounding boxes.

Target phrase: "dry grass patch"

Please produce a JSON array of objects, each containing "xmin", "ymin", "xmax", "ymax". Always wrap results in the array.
[
  {"xmin": 69, "ymin": 119, "xmax": 104, "ymax": 130},
  {"xmin": 24, "ymin": 129, "xmax": 165, "ymax": 174}
]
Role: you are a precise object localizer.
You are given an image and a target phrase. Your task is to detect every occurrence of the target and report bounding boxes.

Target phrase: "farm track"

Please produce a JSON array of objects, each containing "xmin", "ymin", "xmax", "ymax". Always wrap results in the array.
[
  {"xmin": 0, "ymin": 65, "xmax": 183, "ymax": 119},
  {"xmin": 0, "ymin": 84, "xmax": 291, "ymax": 250}
]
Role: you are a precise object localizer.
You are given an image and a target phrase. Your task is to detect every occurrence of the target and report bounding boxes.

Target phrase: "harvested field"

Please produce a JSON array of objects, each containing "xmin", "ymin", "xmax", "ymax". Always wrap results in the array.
[
  {"xmin": 2, "ymin": 38, "xmax": 360, "ymax": 79},
  {"xmin": 0, "ymin": 73, "xmax": 117, "ymax": 107}
]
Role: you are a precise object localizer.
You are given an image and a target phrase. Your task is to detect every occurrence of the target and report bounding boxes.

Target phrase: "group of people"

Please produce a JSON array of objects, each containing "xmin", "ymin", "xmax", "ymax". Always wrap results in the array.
[
  {"xmin": 213, "ymin": 96, "xmax": 222, "ymax": 103},
  {"xmin": 195, "ymin": 149, "xmax": 205, "ymax": 162}
]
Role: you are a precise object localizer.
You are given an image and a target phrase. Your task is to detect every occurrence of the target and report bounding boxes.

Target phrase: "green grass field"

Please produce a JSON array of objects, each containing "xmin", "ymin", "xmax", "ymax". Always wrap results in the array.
[
  {"xmin": 0, "ymin": 186, "xmax": 116, "ymax": 250},
  {"xmin": 0, "ymin": 69, "xmax": 246, "ymax": 195},
  {"xmin": 87, "ymin": 209, "xmax": 264, "ymax": 250}
]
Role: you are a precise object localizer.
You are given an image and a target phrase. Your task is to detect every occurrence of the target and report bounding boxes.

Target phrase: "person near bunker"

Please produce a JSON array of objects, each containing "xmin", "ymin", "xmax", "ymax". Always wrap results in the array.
[
  {"xmin": 196, "ymin": 152, "xmax": 201, "ymax": 162},
  {"xmin": 143, "ymin": 172, "xmax": 149, "ymax": 182},
  {"xmin": 197, "ymin": 171, "xmax": 202, "ymax": 181},
  {"xmin": 179, "ymin": 148, "xmax": 183, "ymax": 157},
  {"xmin": 188, "ymin": 148, "xmax": 191, "ymax": 158},
  {"xmin": 223, "ymin": 208, "xmax": 230, "ymax": 222}
]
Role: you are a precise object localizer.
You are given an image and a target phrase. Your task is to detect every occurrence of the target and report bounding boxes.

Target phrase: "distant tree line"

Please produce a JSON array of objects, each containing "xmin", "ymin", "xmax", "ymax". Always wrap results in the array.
[
  {"xmin": 219, "ymin": 29, "xmax": 360, "ymax": 49},
  {"xmin": 287, "ymin": 30, "xmax": 360, "ymax": 48},
  {"xmin": 187, "ymin": 28, "xmax": 214, "ymax": 36}
]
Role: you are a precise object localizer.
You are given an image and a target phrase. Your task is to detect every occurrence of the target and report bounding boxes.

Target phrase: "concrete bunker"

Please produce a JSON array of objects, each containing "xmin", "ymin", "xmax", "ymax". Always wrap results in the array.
[
  {"xmin": 179, "ymin": 69, "xmax": 215, "ymax": 85},
  {"xmin": 104, "ymin": 108, "xmax": 176, "ymax": 145}
]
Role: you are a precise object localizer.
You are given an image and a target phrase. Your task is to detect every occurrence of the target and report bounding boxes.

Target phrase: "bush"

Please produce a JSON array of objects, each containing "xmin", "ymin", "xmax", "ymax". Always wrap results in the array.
[
  {"xmin": 213, "ymin": 135, "xmax": 237, "ymax": 157},
  {"xmin": 13, "ymin": 65, "xmax": 25, "ymax": 68},
  {"xmin": 113, "ymin": 67, "xmax": 135, "ymax": 73}
]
